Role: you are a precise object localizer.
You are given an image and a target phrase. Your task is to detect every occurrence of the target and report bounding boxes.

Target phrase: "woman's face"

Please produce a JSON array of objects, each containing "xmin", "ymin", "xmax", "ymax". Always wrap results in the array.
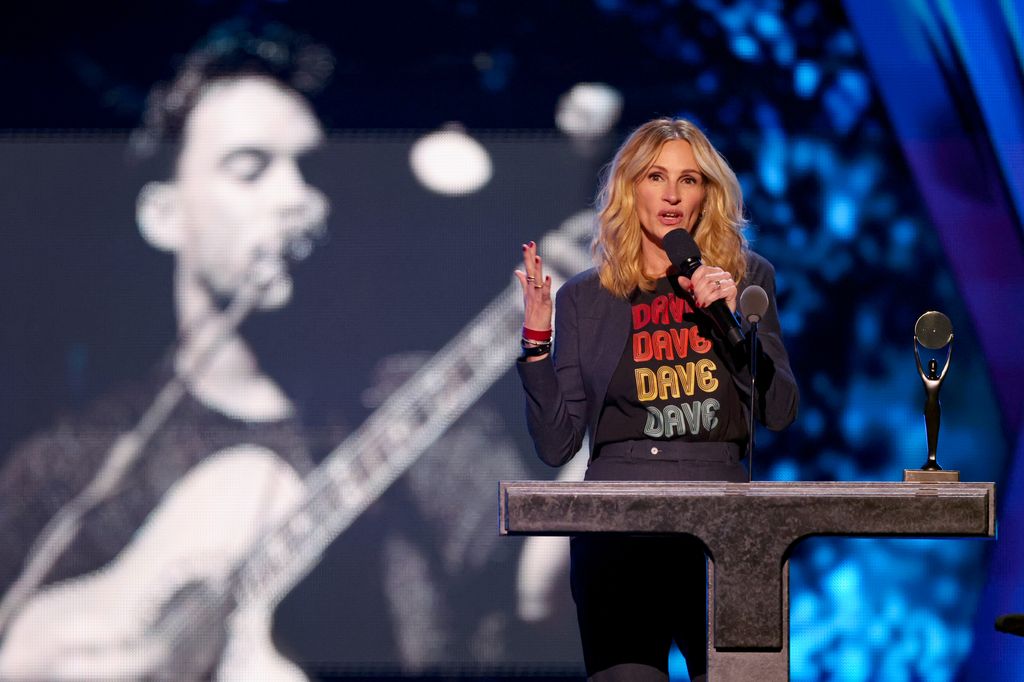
[{"xmin": 634, "ymin": 139, "xmax": 707, "ymax": 268}]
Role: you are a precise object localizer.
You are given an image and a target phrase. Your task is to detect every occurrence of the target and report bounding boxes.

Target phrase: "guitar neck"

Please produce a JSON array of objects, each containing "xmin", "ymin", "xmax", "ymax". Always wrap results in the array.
[
  {"xmin": 236, "ymin": 282, "xmax": 523, "ymax": 607},
  {"xmin": 234, "ymin": 211, "xmax": 594, "ymax": 609}
]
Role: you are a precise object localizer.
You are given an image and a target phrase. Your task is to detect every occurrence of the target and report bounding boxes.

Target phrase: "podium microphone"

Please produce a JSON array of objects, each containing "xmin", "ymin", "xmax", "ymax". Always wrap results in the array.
[
  {"xmin": 740, "ymin": 285, "xmax": 769, "ymax": 482},
  {"xmin": 662, "ymin": 229, "xmax": 746, "ymax": 346},
  {"xmin": 740, "ymin": 285, "xmax": 769, "ymax": 323}
]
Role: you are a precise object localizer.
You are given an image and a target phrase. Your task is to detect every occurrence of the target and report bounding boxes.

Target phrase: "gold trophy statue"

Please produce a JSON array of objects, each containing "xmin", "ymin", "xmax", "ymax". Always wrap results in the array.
[{"xmin": 904, "ymin": 311, "xmax": 959, "ymax": 482}]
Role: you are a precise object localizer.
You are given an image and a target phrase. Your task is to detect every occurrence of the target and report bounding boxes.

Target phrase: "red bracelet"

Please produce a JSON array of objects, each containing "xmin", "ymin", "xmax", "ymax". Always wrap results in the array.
[{"xmin": 522, "ymin": 326, "xmax": 552, "ymax": 341}]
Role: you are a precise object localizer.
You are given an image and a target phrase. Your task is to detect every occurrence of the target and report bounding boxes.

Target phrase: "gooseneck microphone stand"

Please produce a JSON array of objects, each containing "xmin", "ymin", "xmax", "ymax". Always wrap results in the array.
[
  {"xmin": 746, "ymin": 319, "xmax": 759, "ymax": 483},
  {"xmin": 738, "ymin": 284, "xmax": 768, "ymax": 483}
]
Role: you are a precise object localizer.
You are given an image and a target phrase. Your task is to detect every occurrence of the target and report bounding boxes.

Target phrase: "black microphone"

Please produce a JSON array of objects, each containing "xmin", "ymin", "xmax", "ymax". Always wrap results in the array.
[{"xmin": 662, "ymin": 229, "xmax": 745, "ymax": 346}]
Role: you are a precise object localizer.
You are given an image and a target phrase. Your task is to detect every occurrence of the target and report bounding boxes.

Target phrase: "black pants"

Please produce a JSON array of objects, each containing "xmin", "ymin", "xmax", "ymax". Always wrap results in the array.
[{"xmin": 572, "ymin": 440, "xmax": 747, "ymax": 681}]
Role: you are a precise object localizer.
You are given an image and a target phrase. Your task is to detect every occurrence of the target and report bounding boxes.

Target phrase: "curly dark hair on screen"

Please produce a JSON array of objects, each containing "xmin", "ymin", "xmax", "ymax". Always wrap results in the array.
[{"xmin": 130, "ymin": 18, "xmax": 334, "ymax": 161}]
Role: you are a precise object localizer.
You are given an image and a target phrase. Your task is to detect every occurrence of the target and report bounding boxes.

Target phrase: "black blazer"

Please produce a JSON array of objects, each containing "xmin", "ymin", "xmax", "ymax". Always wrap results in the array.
[{"xmin": 517, "ymin": 251, "xmax": 799, "ymax": 467}]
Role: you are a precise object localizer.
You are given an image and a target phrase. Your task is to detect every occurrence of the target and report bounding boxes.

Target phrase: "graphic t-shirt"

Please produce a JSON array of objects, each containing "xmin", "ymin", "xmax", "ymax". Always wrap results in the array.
[{"xmin": 593, "ymin": 276, "xmax": 746, "ymax": 450}]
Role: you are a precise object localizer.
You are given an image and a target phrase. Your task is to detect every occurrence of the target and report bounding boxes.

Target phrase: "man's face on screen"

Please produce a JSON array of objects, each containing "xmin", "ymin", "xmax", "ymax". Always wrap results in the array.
[{"xmin": 174, "ymin": 76, "xmax": 326, "ymax": 310}]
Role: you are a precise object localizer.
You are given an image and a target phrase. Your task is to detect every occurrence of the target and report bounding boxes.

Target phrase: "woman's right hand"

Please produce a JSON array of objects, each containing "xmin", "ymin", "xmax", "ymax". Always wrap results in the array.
[{"xmin": 514, "ymin": 240, "xmax": 553, "ymax": 360}]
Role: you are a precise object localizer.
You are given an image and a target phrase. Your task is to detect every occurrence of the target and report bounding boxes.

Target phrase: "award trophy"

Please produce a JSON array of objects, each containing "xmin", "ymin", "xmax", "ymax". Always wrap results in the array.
[{"xmin": 904, "ymin": 311, "xmax": 959, "ymax": 482}]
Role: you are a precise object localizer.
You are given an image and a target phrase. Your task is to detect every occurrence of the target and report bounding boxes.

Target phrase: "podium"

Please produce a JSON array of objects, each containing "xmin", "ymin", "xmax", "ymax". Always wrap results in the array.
[{"xmin": 500, "ymin": 480, "xmax": 995, "ymax": 681}]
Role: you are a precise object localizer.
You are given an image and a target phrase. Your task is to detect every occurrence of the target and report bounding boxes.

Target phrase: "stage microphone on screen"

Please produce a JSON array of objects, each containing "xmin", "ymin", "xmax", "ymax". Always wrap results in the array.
[
  {"xmin": 738, "ymin": 284, "xmax": 769, "ymax": 482},
  {"xmin": 662, "ymin": 229, "xmax": 745, "ymax": 346}
]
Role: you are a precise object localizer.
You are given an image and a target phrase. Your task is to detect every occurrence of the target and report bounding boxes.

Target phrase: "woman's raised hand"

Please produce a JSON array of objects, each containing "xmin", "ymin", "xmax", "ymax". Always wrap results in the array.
[{"xmin": 514, "ymin": 240, "xmax": 553, "ymax": 338}]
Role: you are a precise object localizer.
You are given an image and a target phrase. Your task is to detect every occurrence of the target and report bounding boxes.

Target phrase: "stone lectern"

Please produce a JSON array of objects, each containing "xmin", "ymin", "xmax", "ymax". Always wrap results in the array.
[{"xmin": 500, "ymin": 480, "xmax": 995, "ymax": 681}]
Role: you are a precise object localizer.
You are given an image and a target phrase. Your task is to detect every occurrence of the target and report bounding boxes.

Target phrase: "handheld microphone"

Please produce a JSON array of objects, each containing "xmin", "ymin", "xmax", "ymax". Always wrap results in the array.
[{"xmin": 662, "ymin": 229, "xmax": 745, "ymax": 346}]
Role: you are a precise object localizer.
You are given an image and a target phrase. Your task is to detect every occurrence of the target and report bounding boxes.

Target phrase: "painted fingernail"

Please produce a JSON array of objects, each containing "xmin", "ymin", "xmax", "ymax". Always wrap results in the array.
[{"xmin": 529, "ymin": 240, "xmax": 535, "ymax": 246}]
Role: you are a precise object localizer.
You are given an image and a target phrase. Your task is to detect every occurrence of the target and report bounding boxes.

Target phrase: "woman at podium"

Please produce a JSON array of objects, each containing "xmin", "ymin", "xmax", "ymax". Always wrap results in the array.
[{"xmin": 514, "ymin": 117, "xmax": 799, "ymax": 681}]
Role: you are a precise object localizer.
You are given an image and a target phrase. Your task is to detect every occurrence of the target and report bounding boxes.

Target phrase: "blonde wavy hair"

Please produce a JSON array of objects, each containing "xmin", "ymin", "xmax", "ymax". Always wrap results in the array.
[{"xmin": 594, "ymin": 118, "xmax": 748, "ymax": 298}]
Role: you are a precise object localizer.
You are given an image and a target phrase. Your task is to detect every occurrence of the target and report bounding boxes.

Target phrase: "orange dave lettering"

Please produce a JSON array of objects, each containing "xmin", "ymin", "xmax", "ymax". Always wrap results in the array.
[{"xmin": 632, "ymin": 327, "xmax": 713, "ymax": 362}]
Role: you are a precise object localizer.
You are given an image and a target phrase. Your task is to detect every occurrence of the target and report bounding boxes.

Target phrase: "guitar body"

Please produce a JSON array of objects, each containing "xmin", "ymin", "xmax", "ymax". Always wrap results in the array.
[
  {"xmin": 1, "ymin": 218, "xmax": 595, "ymax": 680},
  {"xmin": 0, "ymin": 445, "xmax": 307, "ymax": 681}
]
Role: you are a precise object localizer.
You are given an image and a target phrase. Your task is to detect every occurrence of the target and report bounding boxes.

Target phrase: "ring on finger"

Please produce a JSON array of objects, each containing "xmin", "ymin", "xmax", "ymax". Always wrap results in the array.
[
  {"xmin": 715, "ymin": 280, "xmax": 722, "ymax": 288},
  {"xmin": 526, "ymin": 276, "xmax": 536, "ymax": 283},
  {"xmin": 533, "ymin": 282, "xmax": 545, "ymax": 289}
]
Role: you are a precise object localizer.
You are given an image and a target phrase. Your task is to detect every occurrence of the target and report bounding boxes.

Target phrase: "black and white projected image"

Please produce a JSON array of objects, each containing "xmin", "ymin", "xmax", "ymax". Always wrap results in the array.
[
  {"xmin": 0, "ymin": 132, "xmax": 599, "ymax": 679},
  {"xmin": 0, "ymin": 26, "xmax": 594, "ymax": 680}
]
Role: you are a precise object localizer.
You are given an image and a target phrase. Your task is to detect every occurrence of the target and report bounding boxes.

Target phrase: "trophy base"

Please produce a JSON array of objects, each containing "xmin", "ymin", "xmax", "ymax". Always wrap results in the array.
[{"xmin": 904, "ymin": 468, "xmax": 960, "ymax": 483}]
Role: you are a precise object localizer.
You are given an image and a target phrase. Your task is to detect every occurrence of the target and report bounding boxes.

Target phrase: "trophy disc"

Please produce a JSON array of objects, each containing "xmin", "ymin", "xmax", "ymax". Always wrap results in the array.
[{"xmin": 915, "ymin": 311, "xmax": 953, "ymax": 349}]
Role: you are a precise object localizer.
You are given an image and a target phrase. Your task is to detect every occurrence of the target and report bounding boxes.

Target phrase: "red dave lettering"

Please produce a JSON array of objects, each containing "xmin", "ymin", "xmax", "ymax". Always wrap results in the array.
[
  {"xmin": 632, "ymin": 295, "xmax": 694, "ymax": 331},
  {"xmin": 668, "ymin": 294, "xmax": 690, "ymax": 322},
  {"xmin": 651, "ymin": 296, "xmax": 669, "ymax": 325},
  {"xmin": 632, "ymin": 303, "xmax": 650, "ymax": 330}
]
